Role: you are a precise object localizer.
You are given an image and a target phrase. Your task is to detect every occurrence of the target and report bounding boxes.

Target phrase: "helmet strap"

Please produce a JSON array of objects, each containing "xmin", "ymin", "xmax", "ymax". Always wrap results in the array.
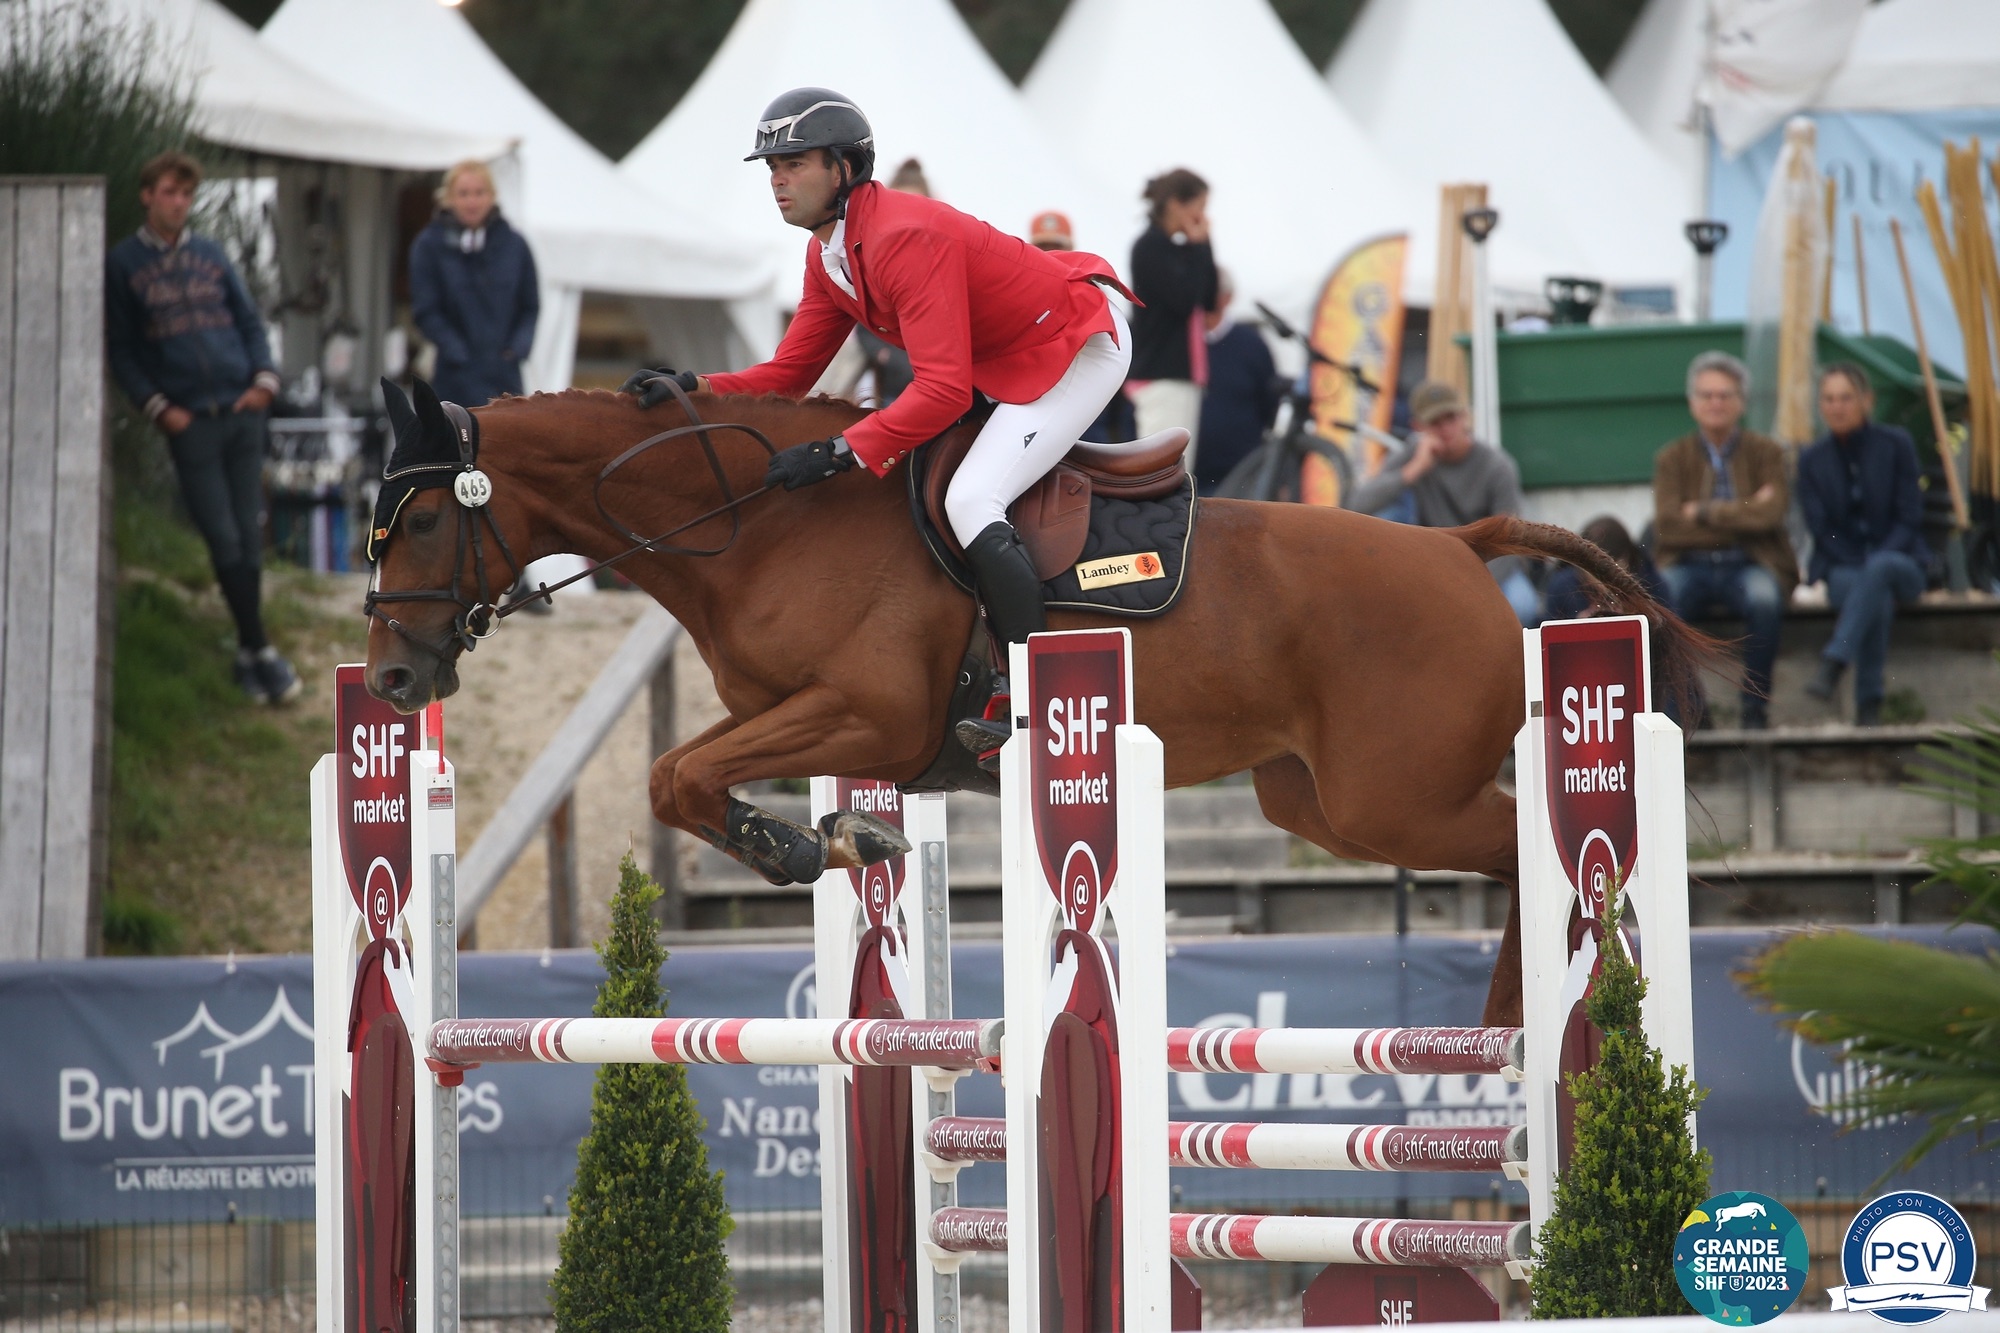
[
  {"xmin": 808, "ymin": 153, "xmax": 854, "ymax": 231},
  {"xmin": 833, "ymin": 154, "xmax": 854, "ymax": 221}
]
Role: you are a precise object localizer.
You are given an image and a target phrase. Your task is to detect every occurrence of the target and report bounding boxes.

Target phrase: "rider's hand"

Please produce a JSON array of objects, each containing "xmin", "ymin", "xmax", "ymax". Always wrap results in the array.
[
  {"xmin": 765, "ymin": 436, "xmax": 858, "ymax": 491},
  {"xmin": 233, "ymin": 384, "xmax": 274, "ymax": 413},
  {"xmin": 620, "ymin": 367, "xmax": 703, "ymax": 408},
  {"xmin": 159, "ymin": 405, "xmax": 194, "ymax": 435}
]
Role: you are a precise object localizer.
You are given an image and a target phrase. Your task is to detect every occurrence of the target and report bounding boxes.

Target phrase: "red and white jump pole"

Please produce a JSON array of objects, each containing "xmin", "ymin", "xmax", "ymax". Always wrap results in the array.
[
  {"xmin": 425, "ymin": 1015, "xmax": 999, "ymax": 1070},
  {"xmin": 928, "ymin": 1209, "xmax": 1530, "ymax": 1270},
  {"xmin": 1167, "ymin": 1025, "xmax": 1524, "ymax": 1077},
  {"xmin": 925, "ymin": 1116, "xmax": 1528, "ymax": 1177}
]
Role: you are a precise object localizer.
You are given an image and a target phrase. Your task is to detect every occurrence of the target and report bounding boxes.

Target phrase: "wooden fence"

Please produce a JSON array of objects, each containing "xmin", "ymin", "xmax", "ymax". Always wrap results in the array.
[{"xmin": 0, "ymin": 176, "xmax": 110, "ymax": 959}]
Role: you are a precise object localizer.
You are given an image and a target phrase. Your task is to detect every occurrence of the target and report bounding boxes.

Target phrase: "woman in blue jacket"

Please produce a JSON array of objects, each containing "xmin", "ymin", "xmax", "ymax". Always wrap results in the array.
[{"xmin": 408, "ymin": 160, "xmax": 539, "ymax": 407}]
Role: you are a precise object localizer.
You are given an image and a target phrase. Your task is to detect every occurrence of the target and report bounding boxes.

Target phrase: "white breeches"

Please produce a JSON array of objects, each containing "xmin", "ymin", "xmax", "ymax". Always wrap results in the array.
[{"xmin": 943, "ymin": 303, "xmax": 1132, "ymax": 548}]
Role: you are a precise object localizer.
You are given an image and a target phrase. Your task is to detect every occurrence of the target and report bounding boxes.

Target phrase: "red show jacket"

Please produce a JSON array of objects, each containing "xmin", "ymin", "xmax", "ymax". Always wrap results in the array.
[{"xmin": 704, "ymin": 182, "xmax": 1128, "ymax": 475}]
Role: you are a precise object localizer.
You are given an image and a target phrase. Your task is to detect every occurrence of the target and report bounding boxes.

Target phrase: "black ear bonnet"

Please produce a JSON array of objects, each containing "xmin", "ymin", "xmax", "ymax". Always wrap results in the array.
[{"xmin": 369, "ymin": 378, "xmax": 481, "ymax": 561}]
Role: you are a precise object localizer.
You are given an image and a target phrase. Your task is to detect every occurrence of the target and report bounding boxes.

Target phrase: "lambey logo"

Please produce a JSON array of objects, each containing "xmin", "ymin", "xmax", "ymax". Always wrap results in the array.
[{"xmin": 1075, "ymin": 550, "xmax": 1165, "ymax": 590}]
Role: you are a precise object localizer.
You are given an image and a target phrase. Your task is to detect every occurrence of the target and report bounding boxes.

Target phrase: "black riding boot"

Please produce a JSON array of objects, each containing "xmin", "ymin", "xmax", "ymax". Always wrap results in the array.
[{"xmin": 954, "ymin": 521, "xmax": 1046, "ymax": 768}]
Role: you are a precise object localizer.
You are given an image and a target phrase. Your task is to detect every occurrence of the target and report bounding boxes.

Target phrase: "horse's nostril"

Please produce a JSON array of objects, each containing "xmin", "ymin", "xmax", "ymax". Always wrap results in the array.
[{"xmin": 379, "ymin": 665, "xmax": 416, "ymax": 698}]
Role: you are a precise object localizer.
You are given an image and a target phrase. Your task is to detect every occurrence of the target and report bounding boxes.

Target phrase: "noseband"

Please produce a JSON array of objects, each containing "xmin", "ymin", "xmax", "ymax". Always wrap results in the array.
[{"xmin": 364, "ymin": 382, "xmax": 781, "ymax": 666}]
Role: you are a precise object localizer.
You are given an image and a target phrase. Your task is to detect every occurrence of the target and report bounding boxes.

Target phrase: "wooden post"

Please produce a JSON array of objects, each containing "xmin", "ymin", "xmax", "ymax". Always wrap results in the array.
[
  {"xmin": 547, "ymin": 791, "xmax": 579, "ymax": 948},
  {"xmin": 1426, "ymin": 183, "xmax": 1486, "ymax": 401},
  {"xmin": 649, "ymin": 652, "xmax": 684, "ymax": 930},
  {"xmin": 1852, "ymin": 211, "xmax": 1870, "ymax": 334},
  {"xmin": 0, "ymin": 177, "xmax": 108, "ymax": 960},
  {"xmin": 1890, "ymin": 217, "xmax": 1971, "ymax": 530}
]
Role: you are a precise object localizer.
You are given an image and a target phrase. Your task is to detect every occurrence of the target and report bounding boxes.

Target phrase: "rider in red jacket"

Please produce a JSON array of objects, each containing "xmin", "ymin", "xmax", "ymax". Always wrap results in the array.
[{"xmin": 626, "ymin": 88, "xmax": 1133, "ymax": 755}]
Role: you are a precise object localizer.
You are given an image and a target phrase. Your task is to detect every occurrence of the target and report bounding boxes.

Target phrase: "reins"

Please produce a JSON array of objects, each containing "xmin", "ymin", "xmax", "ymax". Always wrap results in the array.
[{"xmin": 364, "ymin": 380, "xmax": 781, "ymax": 665}]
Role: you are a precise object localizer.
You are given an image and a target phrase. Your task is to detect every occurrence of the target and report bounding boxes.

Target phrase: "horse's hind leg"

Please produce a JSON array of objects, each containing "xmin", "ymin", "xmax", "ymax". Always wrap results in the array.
[
  {"xmin": 1251, "ymin": 755, "xmax": 1390, "ymax": 863},
  {"xmin": 1253, "ymin": 754, "xmax": 1525, "ymax": 1027}
]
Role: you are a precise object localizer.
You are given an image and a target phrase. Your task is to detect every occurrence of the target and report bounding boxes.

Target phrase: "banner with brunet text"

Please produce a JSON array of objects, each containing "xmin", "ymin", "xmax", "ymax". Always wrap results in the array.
[{"xmin": 0, "ymin": 928, "xmax": 1989, "ymax": 1224}]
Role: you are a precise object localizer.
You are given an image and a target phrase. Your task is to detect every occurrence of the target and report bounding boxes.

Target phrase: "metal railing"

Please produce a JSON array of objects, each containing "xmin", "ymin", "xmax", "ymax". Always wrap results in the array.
[{"xmin": 455, "ymin": 606, "xmax": 684, "ymax": 945}]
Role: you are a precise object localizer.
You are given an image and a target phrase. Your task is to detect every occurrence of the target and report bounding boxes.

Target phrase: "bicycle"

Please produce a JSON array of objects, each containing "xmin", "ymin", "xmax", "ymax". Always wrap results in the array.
[{"xmin": 1214, "ymin": 302, "xmax": 1402, "ymax": 506}]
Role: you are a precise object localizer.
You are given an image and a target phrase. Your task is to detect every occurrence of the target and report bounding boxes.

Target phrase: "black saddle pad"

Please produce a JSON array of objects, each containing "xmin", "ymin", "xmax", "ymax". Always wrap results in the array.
[{"xmin": 906, "ymin": 448, "xmax": 1197, "ymax": 618}]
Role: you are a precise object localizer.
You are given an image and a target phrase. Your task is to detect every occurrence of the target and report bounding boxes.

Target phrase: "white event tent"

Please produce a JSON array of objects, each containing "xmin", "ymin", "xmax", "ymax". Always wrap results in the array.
[
  {"xmin": 263, "ymin": 0, "xmax": 773, "ymax": 391},
  {"xmin": 1816, "ymin": 0, "xmax": 2000, "ymax": 111},
  {"xmin": 622, "ymin": 0, "xmax": 1126, "ymax": 312},
  {"xmin": 1024, "ymin": 0, "xmax": 1431, "ymax": 316},
  {"xmin": 1329, "ymin": 0, "xmax": 1689, "ymax": 308},
  {"xmin": 92, "ymin": 0, "xmax": 502, "ymax": 171},
  {"xmin": 1702, "ymin": 0, "xmax": 2000, "ymax": 370},
  {"xmin": 1605, "ymin": 0, "xmax": 1710, "ymax": 213}
]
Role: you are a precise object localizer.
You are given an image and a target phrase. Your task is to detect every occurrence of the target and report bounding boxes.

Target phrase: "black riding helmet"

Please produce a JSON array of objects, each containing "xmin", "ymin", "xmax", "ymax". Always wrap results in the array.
[{"xmin": 745, "ymin": 87, "xmax": 876, "ymax": 218}]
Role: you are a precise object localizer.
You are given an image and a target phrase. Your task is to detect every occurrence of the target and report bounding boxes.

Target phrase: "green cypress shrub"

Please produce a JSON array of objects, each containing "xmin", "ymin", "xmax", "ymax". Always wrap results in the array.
[
  {"xmin": 551, "ymin": 854, "xmax": 733, "ymax": 1331},
  {"xmin": 1531, "ymin": 904, "xmax": 1711, "ymax": 1318}
]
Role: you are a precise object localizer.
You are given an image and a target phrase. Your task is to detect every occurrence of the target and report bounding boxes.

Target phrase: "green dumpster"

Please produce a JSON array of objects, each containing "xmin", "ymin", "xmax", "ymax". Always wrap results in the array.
[{"xmin": 1456, "ymin": 322, "xmax": 1965, "ymax": 489}]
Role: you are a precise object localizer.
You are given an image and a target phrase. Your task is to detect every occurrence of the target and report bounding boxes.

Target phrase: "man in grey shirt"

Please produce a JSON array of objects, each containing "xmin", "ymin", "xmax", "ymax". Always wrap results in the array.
[{"xmin": 1348, "ymin": 380, "xmax": 1537, "ymax": 624}]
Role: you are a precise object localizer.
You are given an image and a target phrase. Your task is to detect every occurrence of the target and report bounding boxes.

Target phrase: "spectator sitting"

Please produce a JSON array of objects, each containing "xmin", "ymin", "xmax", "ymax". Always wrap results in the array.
[
  {"xmin": 1033, "ymin": 210, "xmax": 1134, "ymax": 444},
  {"xmin": 1192, "ymin": 269, "xmax": 1278, "ymax": 494},
  {"xmin": 409, "ymin": 159, "xmax": 539, "ymax": 409},
  {"xmin": 106, "ymin": 150, "xmax": 301, "ymax": 705},
  {"xmin": 1542, "ymin": 516, "xmax": 1667, "ymax": 621},
  {"xmin": 1796, "ymin": 362, "xmax": 1929, "ymax": 726},
  {"xmin": 1128, "ymin": 168, "xmax": 1217, "ymax": 465},
  {"xmin": 1347, "ymin": 380, "xmax": 1539, "ymax": 626},
  {"xmin": 1652, "ymin": 351, "xmax": 1796, "ymax": 730}
]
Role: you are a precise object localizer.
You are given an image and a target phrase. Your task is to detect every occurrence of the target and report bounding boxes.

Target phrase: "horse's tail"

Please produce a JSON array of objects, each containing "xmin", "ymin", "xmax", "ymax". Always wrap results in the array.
[{"xmin": 1448, "ymin": 515, "xmax": 1726, "ymax": 717}]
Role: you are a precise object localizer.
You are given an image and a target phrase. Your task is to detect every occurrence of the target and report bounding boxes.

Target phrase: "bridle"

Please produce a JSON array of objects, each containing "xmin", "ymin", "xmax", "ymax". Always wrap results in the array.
[{"xmin": 364, "ymin": 380, "xmax": 782, "ymax": 666}]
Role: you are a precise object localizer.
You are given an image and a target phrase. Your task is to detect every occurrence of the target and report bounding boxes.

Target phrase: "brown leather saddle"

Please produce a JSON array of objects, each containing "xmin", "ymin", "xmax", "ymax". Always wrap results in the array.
[{"xmin": 920, "ymin": 427, "xmax": 1192, "ymax": 579}]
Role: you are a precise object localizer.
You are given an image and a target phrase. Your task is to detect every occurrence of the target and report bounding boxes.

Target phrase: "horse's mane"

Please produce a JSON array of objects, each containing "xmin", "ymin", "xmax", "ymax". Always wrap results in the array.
[{"xmin": 480, "ymin": 386, "xmax": 874, "ymax": 430}]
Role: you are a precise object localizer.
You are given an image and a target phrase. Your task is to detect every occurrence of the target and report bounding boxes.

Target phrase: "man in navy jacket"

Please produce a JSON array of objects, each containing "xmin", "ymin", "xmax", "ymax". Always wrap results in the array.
[
  {"xmin": 408, "ymin": 160, "xmax": 539, "ymax": 408},
  {"xmin": 106, "ymin": 151, "xmax": 299, "ymax": 704},
  {"xmin": 1796, "ymin": 363, "xmax": 1929, "ymax": 725}
]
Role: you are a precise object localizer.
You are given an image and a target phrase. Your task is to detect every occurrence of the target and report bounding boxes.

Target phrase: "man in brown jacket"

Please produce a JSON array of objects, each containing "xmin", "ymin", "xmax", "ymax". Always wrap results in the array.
[{"xmin": 1652, "ymin": 351, "xmax": 1799, "ymax": 729}]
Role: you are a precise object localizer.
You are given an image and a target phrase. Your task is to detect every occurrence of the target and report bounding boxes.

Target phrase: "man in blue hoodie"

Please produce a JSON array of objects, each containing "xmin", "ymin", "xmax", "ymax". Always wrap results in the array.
[{"xmin": 106, "ymin": 151, "xmax": 300, "ymax": 704}]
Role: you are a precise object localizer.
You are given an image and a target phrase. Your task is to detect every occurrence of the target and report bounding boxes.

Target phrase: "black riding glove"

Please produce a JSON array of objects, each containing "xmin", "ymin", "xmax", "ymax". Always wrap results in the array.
[
  {"xmin": 765, "ymin": 436, "xmax": 859, "ymax": 490},
  {"xmin": 620, "ymin": 367, "xmax": 701, "ymax": 408}
]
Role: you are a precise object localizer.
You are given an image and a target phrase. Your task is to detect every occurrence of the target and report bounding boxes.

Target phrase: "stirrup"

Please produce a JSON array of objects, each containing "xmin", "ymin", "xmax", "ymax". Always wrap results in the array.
[
  {"xmin": 955, "ymin": 671, "xmax": 1014, "ymax": 772},
  {"xmin": 955, "ymin": 716, "xmax": 1010, "ymax": 769}
]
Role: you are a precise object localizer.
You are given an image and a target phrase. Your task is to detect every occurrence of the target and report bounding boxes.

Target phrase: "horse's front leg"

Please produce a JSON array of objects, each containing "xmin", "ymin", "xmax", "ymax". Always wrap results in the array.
[{"xmin": 670, "ymin": 684, "xmax": 916, "ymax": 885}]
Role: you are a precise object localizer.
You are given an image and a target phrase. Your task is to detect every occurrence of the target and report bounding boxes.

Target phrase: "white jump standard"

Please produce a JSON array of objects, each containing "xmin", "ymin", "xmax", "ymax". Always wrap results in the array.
[{"xmin": 314, "ymin": 610, "xmax": 1695, "ymax": 1330}]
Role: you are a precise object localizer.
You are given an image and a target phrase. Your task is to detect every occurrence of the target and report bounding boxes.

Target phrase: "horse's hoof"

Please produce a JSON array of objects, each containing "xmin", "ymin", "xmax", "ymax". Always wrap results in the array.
[{"xmin": 818, "ymin": 810, "xmax": 912, "ymax": 866}]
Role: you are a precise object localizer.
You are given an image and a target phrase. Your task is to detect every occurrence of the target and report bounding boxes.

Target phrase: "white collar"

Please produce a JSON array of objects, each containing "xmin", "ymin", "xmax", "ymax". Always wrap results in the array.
[{"xmin": 819, "ymin": 217, "xmax": 855, "ymax": 298}]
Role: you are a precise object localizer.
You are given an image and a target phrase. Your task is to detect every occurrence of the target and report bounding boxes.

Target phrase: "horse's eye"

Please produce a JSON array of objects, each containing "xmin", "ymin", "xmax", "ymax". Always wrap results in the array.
[{"xmin": 411, "ymin": 511, "xmax": 439, "ymax": 534}]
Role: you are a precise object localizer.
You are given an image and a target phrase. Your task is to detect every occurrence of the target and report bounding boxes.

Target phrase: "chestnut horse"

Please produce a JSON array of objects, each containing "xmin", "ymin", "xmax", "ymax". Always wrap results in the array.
[{"xmin": 364, "ymin": 385, "xmax": 1708, "ymax": 1024}]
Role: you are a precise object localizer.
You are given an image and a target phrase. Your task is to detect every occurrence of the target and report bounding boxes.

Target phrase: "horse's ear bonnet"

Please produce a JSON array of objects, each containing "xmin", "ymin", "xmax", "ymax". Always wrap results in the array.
[{"xmin": 369, "ymin": 378, "xmax": 477, "ymax": 561}]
